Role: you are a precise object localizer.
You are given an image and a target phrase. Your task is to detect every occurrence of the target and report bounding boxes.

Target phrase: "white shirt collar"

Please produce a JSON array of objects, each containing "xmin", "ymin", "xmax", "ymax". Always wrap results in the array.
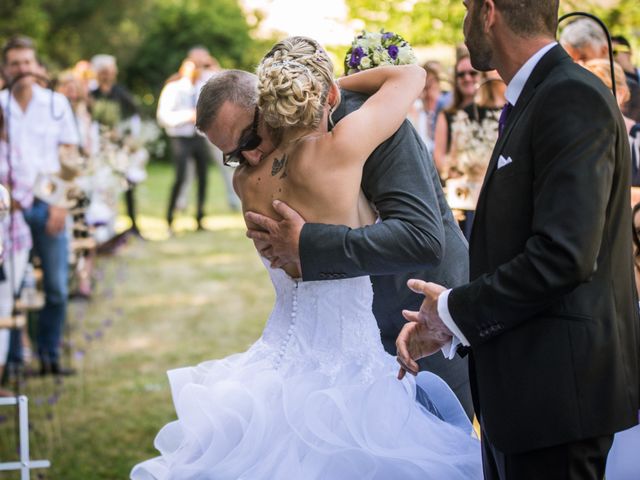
[{"xmin": 505, "ymin": 42, "xmax": 557, "ymax": 106}]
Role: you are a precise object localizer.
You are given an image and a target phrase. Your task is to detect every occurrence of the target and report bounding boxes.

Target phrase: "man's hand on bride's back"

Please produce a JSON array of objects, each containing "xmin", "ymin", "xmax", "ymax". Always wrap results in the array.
[{"xmin": 246, "ymin": 200, "xmax": 305, "ymax": 271}]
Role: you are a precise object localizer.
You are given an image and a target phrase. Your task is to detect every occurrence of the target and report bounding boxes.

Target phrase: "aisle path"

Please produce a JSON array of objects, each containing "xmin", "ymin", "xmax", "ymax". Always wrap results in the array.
[{"xmin": 0, "ymin": 215, "xmax": 273, "ymax": 479}]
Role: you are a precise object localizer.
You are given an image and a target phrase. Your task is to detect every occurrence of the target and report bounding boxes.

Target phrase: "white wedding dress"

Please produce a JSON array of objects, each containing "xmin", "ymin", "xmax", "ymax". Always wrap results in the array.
[{"xmin": 131, "ymin": 259, "xmax": 482, "ymax": 479}]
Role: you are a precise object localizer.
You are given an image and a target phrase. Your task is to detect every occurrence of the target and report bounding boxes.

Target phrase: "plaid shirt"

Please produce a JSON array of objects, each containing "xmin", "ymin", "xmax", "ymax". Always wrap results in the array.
[{"xmin": 0, "ymin": 141, "xmax": 33, "ymax": 260}]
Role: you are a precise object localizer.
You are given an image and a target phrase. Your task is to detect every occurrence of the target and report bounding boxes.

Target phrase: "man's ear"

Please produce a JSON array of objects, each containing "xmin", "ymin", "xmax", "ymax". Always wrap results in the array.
[
  {"xmin": 483, "ymin": 0, "xmax": 497, "ymax": 34},
  {"xmin": 327, "ymin": 82, "xmax": 340, "ymax": 109}
]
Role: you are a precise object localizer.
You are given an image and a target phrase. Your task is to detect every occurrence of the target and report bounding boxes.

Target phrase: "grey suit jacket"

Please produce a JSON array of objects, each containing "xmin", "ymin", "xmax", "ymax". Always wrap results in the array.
[{"xmin": 299, "ymin": 90, "xmax": 469, "ymax": 351}]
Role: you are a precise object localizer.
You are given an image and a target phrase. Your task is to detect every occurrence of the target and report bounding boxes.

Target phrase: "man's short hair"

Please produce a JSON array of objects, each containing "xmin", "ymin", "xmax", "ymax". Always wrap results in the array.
[
  {"xmin": 91, "ymin": 54, "xmax": 117, "ymax": 72},
  {"xmin": 195, "ymin": 69, "xmax": 257, "ymax": 132},
  {"xmin": 2, "ymin": 35, "xmax": 36, "ymax": 64},
  {"xmin": 560, "ymin": 18, "xmax": 608, "ymax": 52},
  {"xmin": 494, "ymin": 0, "xmax": 559, "ymax": 38}
]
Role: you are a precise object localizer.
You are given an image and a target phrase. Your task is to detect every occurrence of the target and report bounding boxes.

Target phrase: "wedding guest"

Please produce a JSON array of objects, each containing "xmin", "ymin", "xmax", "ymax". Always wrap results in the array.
[
  {"xmin": 612, "ymin": 35, "xmax": 640, "ymax": 123},
  {"xmin": 603, "ymin": 202, "xmax": 640, "ymax": 479},
  {"xmin": 57, "ymin": 71, "xmax": 96, "ymax": 156},
  {"xmin": 89, "ymin": 54, "xmax": 143, "ymax": 238},
  {"xmin": 189, "ymin": 47, "xmax": 241, "ymax": 212},
  {"xmin": 0, "ymin": 107, "xmax": 33, "ymax": 395},
  {"xmin": 448, "ymin": 70, "xmax": 505, "ymax": 239},
  {"xmin": 581, "ymin": 58, "xmax": 640, "ymax": 205},
  {"xmin": 0, "ymin": 35, "xmax": 79, "ymax": 376},
  {"xmin": 630, "ymin": 124, "xmax": 640, "ymax": 206},
  {"xmin": 57, "ymin": 71, "xmax": 96, "ymax": 297},
  {"xmin": 397, "ymin": 1, "xmax": 639, "ymax": 478},
  {"xmin": 157, "ymin": 59, "xmax": 212, "ymax": 232},
  {"xmin": 559, "ymin": 17, "xmax": 608, "ymax": 63},
  {"xmin": 408, "ymin": 62, "xmax": 446, "ymax": 155},
  {"xmin": 632, "ymin": 203, "xmax": 640, "ymax": 298},
  {"xmin": 433, "ymin": 52, "xmax": 478, "ymax": 178}
]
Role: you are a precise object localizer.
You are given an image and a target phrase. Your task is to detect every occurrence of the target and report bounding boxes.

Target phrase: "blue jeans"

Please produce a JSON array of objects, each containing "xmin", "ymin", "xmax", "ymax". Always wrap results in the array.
[{"xmin": 23, "ymin": 200, "xmax": 69, "ymax": 363}]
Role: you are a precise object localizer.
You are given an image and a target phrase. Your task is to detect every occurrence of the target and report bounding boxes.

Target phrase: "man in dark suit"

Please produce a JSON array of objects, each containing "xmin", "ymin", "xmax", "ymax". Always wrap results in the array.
[
  {"xmin": 195, "ymin": 69, "xmax": 474, "ymax": 418},
  {"xmin": 396, "ymin": 1, "xmax": 640, "ymax": 478}
]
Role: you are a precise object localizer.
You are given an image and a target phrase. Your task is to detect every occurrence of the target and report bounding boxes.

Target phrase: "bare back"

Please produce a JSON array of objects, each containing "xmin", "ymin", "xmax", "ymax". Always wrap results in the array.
[{"xmin": 235, "ymin": 132, "xmax": 376, "ymax": 277}]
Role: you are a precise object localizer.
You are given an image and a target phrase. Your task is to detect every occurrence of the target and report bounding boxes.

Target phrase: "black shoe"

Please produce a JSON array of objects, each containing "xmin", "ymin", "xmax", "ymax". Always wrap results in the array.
[
  {"xmin": 51, "ymin": 362, "xmax": 76, "ymax": 376},
  {"xmin": 40, "ymin": 361, "xmax": 76, "ymax": 377}
]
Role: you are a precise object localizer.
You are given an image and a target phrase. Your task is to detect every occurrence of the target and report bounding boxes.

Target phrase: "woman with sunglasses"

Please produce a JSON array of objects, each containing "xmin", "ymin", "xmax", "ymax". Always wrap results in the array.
[
  {"xmin": 132, "ymin": 36, "xmax": 481, "ymax": 480},
  {"xmin": 433, "ymin": 52, "xmax": 479, "ymax": 179}
]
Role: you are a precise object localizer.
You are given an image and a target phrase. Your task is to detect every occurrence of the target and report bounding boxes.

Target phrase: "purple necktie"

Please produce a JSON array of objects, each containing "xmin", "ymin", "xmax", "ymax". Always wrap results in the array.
[{"xmin": 498, "ymin": 102, "xmax": 513, "ymax": 137}]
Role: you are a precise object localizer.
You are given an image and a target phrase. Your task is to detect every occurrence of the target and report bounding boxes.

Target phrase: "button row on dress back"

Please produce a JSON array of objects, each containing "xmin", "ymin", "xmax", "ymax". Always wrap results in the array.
[{"xmin": 274, "ymin": 281, "xmax": 298, "ymax": 370}]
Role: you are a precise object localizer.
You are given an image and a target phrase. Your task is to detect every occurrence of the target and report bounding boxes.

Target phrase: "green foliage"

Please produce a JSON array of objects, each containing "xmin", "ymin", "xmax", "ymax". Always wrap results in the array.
[
  {"xmin": 345, "ymin": 0, "xmax": 640, "ymax": 56},
  {"xmin": 345, "ymin": 0, "xmax": 467, "ymax": 46},
  {"xmin": 127, "ymin": 0, "xmax": 254, "ymax": 100},
  {"xmin": 0, "ymin": 0, "xmax": 257, "ymax": 111}
]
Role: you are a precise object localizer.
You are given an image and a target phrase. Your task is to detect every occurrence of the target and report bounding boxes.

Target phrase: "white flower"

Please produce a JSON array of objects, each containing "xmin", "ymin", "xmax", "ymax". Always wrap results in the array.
[
  {"xmin": 360, "ymin": 56, "xmax": 372, "ymax": 69},
  {"xmin": 362, "ymin": 32, "xmax": 382, "ymax": 50},
  {"xmin": 397, "ymin": 45, "xmax": 417, "ymax": 65}
]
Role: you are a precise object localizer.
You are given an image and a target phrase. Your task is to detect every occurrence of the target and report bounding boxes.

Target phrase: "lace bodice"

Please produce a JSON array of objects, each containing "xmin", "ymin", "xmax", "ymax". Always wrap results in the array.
[{"xmin": 253, "ymin": 258, "xmax": 390, "ymax": 381}]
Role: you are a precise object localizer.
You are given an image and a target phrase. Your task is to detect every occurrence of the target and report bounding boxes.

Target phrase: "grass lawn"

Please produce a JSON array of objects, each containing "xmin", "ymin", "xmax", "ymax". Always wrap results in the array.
[{"xmin": 0, "ymin": 161, "xmax": 274, "ymax": 479}]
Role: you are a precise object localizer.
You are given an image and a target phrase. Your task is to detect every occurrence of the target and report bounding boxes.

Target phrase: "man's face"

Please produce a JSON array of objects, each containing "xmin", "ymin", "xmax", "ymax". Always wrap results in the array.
[
  {"xmin": 612, "ymin": 42, "xmax": 633, "ymax": 71},
  {"xmin": 97, "ymin": 65, "xmax": 117, "ymax": 88},
  {"xmin": 4, "ymin": 47, "xmax": 38, "ymax": 89},
  {"xmin": 189, "ymin": 49, "xmax": 214, "ymax": 71},
  {"xmin": 204, "ymin": 101, "xmax": 275, "ymax": 167},
  {"xmin": 463, "ymin": 0, "xmax": 495, "ymax": 71}
]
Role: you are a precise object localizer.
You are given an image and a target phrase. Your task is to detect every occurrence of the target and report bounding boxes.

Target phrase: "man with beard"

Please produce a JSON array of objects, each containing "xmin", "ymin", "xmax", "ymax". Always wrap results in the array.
[{"xmin": 396, "ymin": 1, "xmax": 640, "ymax": 479}]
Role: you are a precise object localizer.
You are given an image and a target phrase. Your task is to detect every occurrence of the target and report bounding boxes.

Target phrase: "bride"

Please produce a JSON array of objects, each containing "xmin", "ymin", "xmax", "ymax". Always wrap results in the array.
[{"xmin": 131, "ymin": 36, "xmax": 481, "ymax": 479}]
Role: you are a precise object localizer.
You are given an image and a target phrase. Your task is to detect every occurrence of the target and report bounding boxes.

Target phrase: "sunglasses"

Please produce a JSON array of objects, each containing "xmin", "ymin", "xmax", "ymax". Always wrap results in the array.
[
  {"xmin": 456, "ymin": 70, "xmax": 479, "ymax": 79},
  {"xmin": 223, "ymin": 106, "xmax": 262, "ymax": 167},
  {"xmin": 613, "ymin": 46, "xmax": 631, "ymax": 55}
]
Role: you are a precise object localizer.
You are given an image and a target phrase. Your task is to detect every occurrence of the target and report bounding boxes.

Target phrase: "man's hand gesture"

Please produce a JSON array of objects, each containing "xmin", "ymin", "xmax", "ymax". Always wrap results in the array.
[{"xmin": 396, "ymin": 280, "xmax": 453, "ymax": 379}]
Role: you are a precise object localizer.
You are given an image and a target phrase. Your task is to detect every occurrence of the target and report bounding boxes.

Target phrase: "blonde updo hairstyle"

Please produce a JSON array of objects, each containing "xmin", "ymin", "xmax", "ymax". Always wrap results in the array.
[{"xmin": 257, "ymin": 36, "xmax": 335, "ymax": 135}]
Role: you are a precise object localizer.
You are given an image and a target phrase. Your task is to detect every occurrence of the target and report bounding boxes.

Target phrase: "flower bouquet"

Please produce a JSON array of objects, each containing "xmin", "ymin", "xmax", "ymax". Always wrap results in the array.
[{"xmin": 344, "ymin": 30, "xmax": 417, "ymax": 75}]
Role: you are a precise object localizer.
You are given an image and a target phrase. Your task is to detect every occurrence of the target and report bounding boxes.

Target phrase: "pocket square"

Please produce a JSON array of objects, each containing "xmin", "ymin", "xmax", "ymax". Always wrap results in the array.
[{"xmin": 497, "ymin": 155, "xmax": 513, "ymax": 169}]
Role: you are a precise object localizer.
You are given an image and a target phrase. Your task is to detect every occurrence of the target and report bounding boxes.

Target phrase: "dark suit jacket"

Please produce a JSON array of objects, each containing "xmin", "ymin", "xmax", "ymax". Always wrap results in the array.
[
  {"xmin": 448, "ymin": 45, "xmax": 640, "ymax": 453},
  {"xmin": 299, "ymin": 90, "xmax": 469, "ymax": 351}
]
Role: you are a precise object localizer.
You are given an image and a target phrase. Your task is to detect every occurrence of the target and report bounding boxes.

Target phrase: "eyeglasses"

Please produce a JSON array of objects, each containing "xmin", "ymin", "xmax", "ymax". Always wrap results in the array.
[
  {"xmin": 456, "ymin": 70, "xmax": 479, "ymax": 79},
  {"xmin": 223, "ymin": 106, "xmax": 262, "ymax": 167}
]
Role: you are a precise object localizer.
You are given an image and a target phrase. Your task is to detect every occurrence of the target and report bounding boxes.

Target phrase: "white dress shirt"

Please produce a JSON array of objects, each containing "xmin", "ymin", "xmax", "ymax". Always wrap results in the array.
[
  {"xmin": 438, "ymin": 42, "xmax": 558, "ymax": 359},
  {"xmin": 0, "ymin": 84, "xmax": 79, "ymax": 188},
  {"xmin": 156, "ymin": 77, "xmax": 198, "ymax": 138}
]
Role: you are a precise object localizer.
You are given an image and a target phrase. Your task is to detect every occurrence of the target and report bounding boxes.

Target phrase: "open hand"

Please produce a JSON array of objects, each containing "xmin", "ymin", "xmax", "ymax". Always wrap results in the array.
[
  {"xmin": 396, "ymin": 279, "xmax": 453, "ymax": 379},
  {"xmin": 396, "ymin": 321, "xmax": 447, "ymax": 379},
  {"xmin": 245, "ymin": 200, "xmax": 305, "ymax": 270}
]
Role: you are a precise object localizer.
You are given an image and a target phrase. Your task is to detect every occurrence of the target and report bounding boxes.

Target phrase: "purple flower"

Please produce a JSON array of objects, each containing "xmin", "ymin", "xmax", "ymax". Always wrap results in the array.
[
  {"xmin": 388, "ymin": 45, "xmax": 399, "ymax": 60},
  {"xmin": 349, "ymin": 46, "xmax": 365, "ymax": 68},
  {"xmin": 382, "ymin": 32, "xmax": 394, "ymax": 41}
]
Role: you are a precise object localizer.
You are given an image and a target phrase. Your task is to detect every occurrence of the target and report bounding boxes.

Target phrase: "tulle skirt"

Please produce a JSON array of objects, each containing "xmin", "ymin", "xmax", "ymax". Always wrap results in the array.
[{"xmin": 131, "ymin": 343, "xmax": 482, "ymax": 479}]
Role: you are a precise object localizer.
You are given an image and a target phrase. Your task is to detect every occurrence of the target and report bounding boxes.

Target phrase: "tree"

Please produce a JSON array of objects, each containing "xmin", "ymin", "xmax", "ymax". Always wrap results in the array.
[
  {"xmin": 125, "ymin": 0, "xmax": 255, "ymax": 104},
  {"xmin": 0, "ymin": 0, "xmax": 258, "ymax": 108},
  {"xmin": 344, "ymin": 0, "xmax": 640, "ymax": 53}
]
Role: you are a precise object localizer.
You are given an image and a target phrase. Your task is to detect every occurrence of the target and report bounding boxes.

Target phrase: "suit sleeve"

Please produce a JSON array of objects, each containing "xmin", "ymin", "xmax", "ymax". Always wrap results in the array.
[
  {"xmin": 300, "ymin": 118, "xmax": 447, "ymax": 280},
  {"xmin": 448, "ymin": 79, "xmax": 619, "ymax": 345}
]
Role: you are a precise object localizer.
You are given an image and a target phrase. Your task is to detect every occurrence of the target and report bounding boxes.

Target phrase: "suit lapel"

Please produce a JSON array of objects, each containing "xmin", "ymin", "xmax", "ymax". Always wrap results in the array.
[{"xmin": 474, "ymin": 46, "xmax": 574, "ymax": 213}]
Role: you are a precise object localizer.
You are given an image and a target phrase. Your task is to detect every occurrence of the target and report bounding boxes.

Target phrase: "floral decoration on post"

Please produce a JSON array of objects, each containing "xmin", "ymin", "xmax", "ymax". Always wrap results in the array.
[{"xmin": 344, "ymin": 30, "xmax": 418, "ymax": 75}]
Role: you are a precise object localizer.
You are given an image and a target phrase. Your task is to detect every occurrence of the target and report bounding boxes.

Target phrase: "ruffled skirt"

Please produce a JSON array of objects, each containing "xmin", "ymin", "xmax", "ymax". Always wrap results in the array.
[{"xmin": 131, "ymin": 342, "xmax": 481, "ymax": 479}]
